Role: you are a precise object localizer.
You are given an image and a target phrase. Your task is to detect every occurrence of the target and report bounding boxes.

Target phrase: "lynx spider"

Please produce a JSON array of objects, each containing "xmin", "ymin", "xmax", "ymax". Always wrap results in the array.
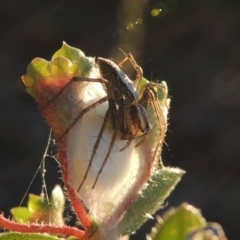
[{"xmin": 46, "ymin": 53, "xmax": 168, "ymax": 190}]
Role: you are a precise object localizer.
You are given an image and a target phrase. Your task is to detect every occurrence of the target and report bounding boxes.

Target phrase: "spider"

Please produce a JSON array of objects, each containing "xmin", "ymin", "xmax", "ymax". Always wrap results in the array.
[{"xmin": 46, "ymin": 53, "xmax": 168, "ymax": 190}]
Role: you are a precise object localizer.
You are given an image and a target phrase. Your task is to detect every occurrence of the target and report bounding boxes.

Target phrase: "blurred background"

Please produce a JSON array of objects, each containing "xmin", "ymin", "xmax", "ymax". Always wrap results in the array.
[{"xmin": 1, "ymin": 0, "xmax": 240, "ymax": 239}]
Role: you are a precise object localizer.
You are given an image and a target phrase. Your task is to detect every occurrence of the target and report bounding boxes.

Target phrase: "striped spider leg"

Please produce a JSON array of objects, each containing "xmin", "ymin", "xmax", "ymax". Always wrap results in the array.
[{"xmin": 138, "ymin": 81, "xmax": 169, "ymax": 168}]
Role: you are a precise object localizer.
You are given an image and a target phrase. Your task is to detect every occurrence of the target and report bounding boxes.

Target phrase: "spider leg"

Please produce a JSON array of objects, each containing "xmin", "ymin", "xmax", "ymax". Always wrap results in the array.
[
  {"xmin": 42, "ymin": 76, "xmax": 108, "ymax": 111},
  {"xmin": 119, "ymin": 138, "xmax": 132, "ymax": 151},
  {"xmin": 120, "ymin": 132, "xmax": 146, "ymax": 152},
  {"xmin": 55, "ymin": 76, "xmax": 112, "ymax": 141},
  {"xmin": 139, "ymin": 83, "xmax": 168, "ymax": 167},
  {"xmin": 125, "ymin": 54, "xmax": 143, "ymax": 90},
  {"xmin": 118, "ymin": 52, "xmax": 143, "ymax": 91},
  {"xmin": 149, "ymin": 95, "xmax": 166, "ymax": 167},
  {"xmin": 77, "ymin": 107, "xmax": 111, "ymax": 191},
  {"xmin": 91, "ymin": 98, "xmax": 125, "ymax": 189},
  {"xmin": 40, "ymin": 76, "xmax": 109, "ymax": 142},
  {"xmin": 119, "ymin": 126, "xmax": 148, "ymax": 151},
  {"xmin": 150, "ymin": 86, "xmax": 168, "ymax": 167},
  {"xmin": 134, "ymin": 135, "xmax": 146, "ymax": 148},
  {"xmin": 42, "ymin": 79, "xmax": 74, "ymax": 110},
  {"xmin": 91, "ymin": 124, "xmax": 119, "ymax": 189},
  {"xmin": 58, "ymin": 96, "xmax": 108, "ymax": 141}
]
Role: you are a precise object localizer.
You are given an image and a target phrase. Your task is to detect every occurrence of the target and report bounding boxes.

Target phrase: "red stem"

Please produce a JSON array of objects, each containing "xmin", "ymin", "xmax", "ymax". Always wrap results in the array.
[{"xmin": 0, "ymin": 214, "xmax": 85, "ymax": 239}]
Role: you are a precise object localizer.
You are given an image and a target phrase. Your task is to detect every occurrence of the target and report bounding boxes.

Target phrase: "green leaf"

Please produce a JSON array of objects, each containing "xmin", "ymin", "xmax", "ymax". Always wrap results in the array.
[
  {"xmin": 10, "ymin": 207, "xmax": 31, "ymax": 224},
  {"xmin": 0, "ymin": 232, "xmax": 62, "ymax": 240},
  {"xmin": 10, "ymin": 194, "xmax": 46, "ymax": 223},
  {"xmin": 10, "ymin": 186, "xmax": 65, "ymax": 225},
  {"xmin": 119, "ymin": 167, "xmax": 185, "ymax": 235},
  {"xmin": 150, "ymin": 203, "xmax": 206, "ymax": 240},
  {"xmin": 22, "ymin": 42, "xmax": 94, "ymax": 99},
  {"xmin": 52, "ymin": 42, "xmax": 85, "ymax": 61},
  {"xmin": 26, "ymin": 58, "xmax": 51, "ymax": 79},
  {"xmin": 52, "ymin": 42, "xmax": 92, "ymax": 76},
  {"xmin": 28, "ymin": 194, "xmax": 47, "ymax": 213}
]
